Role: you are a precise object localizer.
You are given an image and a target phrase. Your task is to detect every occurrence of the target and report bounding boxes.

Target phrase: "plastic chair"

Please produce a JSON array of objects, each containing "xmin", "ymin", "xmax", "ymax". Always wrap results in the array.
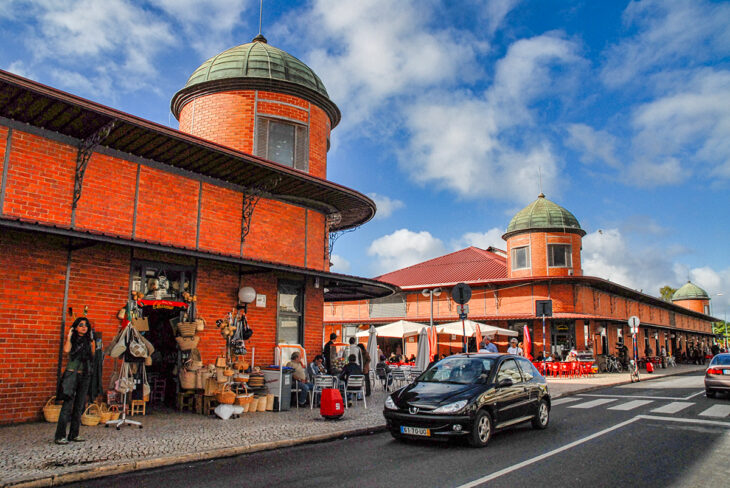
[
  {"xmin": 548, "ymin": 362, "xmax": 559, "ymax": 377},
  {"xmin": 310, "ymin": 375, "xmax": 334, "ymax": 409},
  {"xmin": 344, "ymin": 375, "xmax": 367, "ymax": 409}
]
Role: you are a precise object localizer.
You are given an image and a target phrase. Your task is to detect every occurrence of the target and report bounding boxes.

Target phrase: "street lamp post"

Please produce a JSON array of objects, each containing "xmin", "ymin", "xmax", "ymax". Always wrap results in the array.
[
  {"xmin": 422, "ymin": 288, "xmax": 441, "ymax": 357},
  {"xmin": 713, "ymin": 293, "xmax": 726, "ymax": 350}
]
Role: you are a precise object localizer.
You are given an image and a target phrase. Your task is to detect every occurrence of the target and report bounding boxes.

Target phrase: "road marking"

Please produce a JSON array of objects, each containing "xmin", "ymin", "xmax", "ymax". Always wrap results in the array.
[
  {"xmin": 551, "ymin": 397, "xmax": 582, "ymax": 406},
  {"xmin": 581, "ymin": 391, "xmax": 704, "ymax": 401},
  {"xmin": 608, "ymin": 400, "xmax": 653, "ymax": 411},
  {"xmin": 651, "ymin": 402, "xmax": 694, "ymax": 414},
  {"xmin": 568, "ymin": 398, "xmax": 617, "ymax": 409},
  {"xmin": 455, "ymin": 415, "xmax": 730, "ymax": 488},
  {"xmin": 699, "ymin": 405, "xmax": 730, "ymax": 418}
]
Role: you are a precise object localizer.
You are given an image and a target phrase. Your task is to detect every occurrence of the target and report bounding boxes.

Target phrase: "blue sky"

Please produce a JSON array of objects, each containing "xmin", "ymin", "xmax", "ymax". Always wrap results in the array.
[{"xmin": 2, "ymin": 0, "xmax": 729, "ymax": 315}]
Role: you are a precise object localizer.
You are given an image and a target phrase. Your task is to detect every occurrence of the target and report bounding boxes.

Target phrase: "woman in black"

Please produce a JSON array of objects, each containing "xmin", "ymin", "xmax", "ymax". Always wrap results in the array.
[{"xmin": 55, "ymin": 317, "xmax": 95, "ymax": 444}]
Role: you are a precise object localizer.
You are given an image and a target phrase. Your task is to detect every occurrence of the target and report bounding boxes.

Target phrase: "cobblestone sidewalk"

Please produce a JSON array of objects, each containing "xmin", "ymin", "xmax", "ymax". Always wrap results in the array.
[{"xmin": 0, "ymin": 364, "xmax": 706, "ymax": 487}]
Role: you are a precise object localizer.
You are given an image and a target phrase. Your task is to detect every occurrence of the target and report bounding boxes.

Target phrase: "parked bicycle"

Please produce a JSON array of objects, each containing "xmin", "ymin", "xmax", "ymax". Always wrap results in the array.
[{"xmin": 605, "ymin": 355, "xmax": 623, "ymax": 373}]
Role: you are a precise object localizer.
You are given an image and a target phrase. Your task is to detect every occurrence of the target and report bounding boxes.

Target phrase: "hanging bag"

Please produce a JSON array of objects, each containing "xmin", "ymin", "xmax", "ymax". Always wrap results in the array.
[
  {"xmin": 108, "ymin": 327, "xmax": 129, "ymax": 358},
  {"xmin": 230, "ymin": 316, "xmax": 248, "ymax": 355},
  {"xmin": 115, "ymin": 362, "xmax": 134, "ymax": 394},
  {"xmin": 240, "ymin": 315, "xmax": 253, "ymax": 340},
  {"xmin": 128, "ymin": 327, "xmax": 148, "ymax": 358}
]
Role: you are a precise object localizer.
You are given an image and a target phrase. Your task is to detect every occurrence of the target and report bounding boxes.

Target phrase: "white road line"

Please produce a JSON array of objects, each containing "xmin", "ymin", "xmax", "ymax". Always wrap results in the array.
[
  {"xmin": 581, "ymin": 391, "xmax": 704, "ymax": 401},
  {"xmin": 699, "ymin": 405, "xmax": 730, "ymax": 418},
  {"xmin": 651, "ymin": 402, "xmax": 694, "ymax": 414},
  {"xmin": 608, "ymin": 400, "xmax": 653, "ymax": 411},
  {"xmin": 551, "ymin": 397, "xmax": 582, "ymax": 406},
  {"xmin": 455, "ymin": 417, "xmax": 640, "ymax": 488},
  {"xmin": 568, "ymin": 398, "xmax": 617, "ymax": 409},
  {"xmin": 456, "ymin": 415, "xmax": 730, "ymax": 488}
]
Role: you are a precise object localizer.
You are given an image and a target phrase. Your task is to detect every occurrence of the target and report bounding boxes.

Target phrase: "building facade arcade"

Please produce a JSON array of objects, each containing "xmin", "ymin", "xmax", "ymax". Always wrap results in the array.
[
  {"xmin": 325, "ymin": 194, "xmax": 717, "ymax": 360},
  {"xmin": 0, "ymin": 35, "xmax": 395, "ymax": 424}
]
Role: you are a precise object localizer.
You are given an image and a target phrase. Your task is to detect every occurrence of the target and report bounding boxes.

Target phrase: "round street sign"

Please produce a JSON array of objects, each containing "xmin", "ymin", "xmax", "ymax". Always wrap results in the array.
[
  {"xmin": 451, "ymin": 283, "xmax": 472, "ymax": 305},
  {"xmin": 628, "ymin": 315, "xmax": 640, "ymax": 334}
]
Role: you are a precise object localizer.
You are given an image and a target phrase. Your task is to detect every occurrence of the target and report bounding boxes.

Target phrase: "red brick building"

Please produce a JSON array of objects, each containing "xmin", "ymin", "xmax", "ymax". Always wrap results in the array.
[
  {"xmin": 0, "ymin": 35, "xmax": 395, "ymax": 424},
  {"xmin": 325, "ymin": 194, "xmax": 717, "ymax": 360}
]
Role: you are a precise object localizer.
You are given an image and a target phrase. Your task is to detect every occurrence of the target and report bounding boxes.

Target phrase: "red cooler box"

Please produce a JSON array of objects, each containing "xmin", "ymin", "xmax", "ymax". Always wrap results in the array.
[
  {"xmin": 320, "ymin": 388, "xmax": 344, "ymax": 419},
  {"xmin": 646, "ymin": 361, "xmax": 654, "ymax": 373}
]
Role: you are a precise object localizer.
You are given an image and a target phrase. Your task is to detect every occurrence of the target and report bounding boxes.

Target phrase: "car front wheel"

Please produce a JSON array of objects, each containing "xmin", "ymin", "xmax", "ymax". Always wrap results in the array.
[
  {"xmin": 532, "ymin": 400, "xmax": 549, "ymax": 429},
  {"xmin": 468, "ymin": 409, "xmax": 492, "ymax": 447}
]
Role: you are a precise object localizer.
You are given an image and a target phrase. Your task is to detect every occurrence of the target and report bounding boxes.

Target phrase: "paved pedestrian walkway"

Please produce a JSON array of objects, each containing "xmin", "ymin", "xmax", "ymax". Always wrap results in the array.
[{"xmin": 0, "ymin": 364, "xmax": 706, "ymax": 488}]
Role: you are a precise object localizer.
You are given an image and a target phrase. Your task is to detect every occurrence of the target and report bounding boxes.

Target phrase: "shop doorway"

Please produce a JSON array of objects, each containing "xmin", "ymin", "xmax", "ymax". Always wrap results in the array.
[
  {"xmin": 130, "ymin": 260, "xmax": 195, "ymax": 408},
  {"xmin": 551, "ymin": 321, "xmax": 575, "ymax": 360}
]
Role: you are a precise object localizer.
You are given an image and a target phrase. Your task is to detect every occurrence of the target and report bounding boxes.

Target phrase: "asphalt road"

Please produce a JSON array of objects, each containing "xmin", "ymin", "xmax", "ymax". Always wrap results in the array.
[{"xmin": 73, "ymin": 372, "xmax": 730, "ymax": 488}]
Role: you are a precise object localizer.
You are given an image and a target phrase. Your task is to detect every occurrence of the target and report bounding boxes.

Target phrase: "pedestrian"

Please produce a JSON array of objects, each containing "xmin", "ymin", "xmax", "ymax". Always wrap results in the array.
[
  {"xmin": 660, "ymin": 345, "xmax": 667, "ymax": 368},
  {"xmin": 323, "ymin": 332, "xmax": 337, "ymax": 373},
  {"xmin": 357, "ymin": 342, "xmax": 371, "ymax": 396},
  {"xmin": 55, "ymin": 317, "xmax": 95, "ymax": 445},
  {"xmin": 482, "ymin": 337, "xmax": 498, "ymax": 353},
  {"xmin": 507, "ymin": 338, "xmax": 523, "ymax": 356},
  {"xmin": 348, "ymin": 336, "xmax": 363, "ymax": 366}
]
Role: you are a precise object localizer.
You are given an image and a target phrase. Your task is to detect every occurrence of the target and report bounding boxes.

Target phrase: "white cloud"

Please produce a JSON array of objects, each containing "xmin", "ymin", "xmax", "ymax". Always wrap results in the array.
[
  {"xmin": 400, "ymin": 34, "xmax": 579, "ymax": 201},
  {"xmin": 329, "ymin": 254, "xmax": 351, "ymax": 273},
  {"xmin": 368, "ymin": 228, "xmax": 446, "ymax": 275},
  {"xmin": 451, "ymin": 228, "xmax": 505, "ymax": 251},
  {"xmin": 483, "ymin": 0, "xmax": 521, "ymax": 36},
  {"xmin": 368, "ymin": 193, "xmax": 404, "ymax": 220},
  {"xmin": 292, "ymin": 0, "xmax": 482, "ymax": 129},
  {"xmin": 6, "ymin": 60, "xmax": 33, "ymax": 79},
  {"xmin": 566, "ymin": 123, "xmax": 621, "ymax": 169},
  {"xmin": 601, "ymin": 0, "xmax": 730, "ymax": 88}
]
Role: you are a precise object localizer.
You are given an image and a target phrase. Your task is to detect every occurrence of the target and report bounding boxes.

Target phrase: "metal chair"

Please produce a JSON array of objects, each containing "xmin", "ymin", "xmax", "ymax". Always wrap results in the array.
[
  {"xmin": 391, "ymin": 368, "xmax": 408, "ymax": 389},
  {"xmin": 344, "ymin": 375, "xmax": 367, "ymax": 409},
  {"xmin": 310, "ymin": 375, "xmax": 334, "ymax": 409},
  {"xmin": 375, "ymin": 366, "xmax": 392, "ymax": 391},
  {"xmin": 409, "ymin": 368, "xmax": 423, "ymax": 382}
]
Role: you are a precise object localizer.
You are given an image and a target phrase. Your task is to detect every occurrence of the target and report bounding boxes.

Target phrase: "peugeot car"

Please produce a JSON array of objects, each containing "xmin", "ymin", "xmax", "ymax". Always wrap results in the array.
[{"xmin": 383, "ymin": 353, "xmax": 550, "ymax": 447}]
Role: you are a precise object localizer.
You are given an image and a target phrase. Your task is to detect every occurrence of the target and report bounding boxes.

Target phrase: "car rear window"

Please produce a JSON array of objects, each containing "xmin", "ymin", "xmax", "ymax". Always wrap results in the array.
[{"xmin": 710, "ymin": 355, "xmax": 730, "ymax": 366}]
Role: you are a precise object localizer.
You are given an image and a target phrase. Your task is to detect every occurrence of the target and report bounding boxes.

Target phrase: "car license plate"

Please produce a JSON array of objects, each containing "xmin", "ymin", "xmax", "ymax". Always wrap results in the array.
[{"xmin": 401, "ymin": 426, "xmax": 430, "ymax": 436}]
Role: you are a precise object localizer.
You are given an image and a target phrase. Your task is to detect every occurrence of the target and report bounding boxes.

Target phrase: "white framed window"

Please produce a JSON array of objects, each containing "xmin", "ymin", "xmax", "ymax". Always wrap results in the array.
[
  {"xmin": 511, "ymin": 246, "xmax": 530, "ymax": 270},
  {"xmin": 548, "ymin": 244, "xmax": 572, "ymax": 267},
  {"xmin": 256, "ymin": 117, "xmax": 308, "ymax": 171}
]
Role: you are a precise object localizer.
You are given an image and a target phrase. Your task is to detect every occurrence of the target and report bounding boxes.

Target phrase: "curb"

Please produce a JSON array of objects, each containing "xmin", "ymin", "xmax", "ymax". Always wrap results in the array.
[{"xmin": 3, "ymin": 425, "xmax": 389, "ymax": 488}]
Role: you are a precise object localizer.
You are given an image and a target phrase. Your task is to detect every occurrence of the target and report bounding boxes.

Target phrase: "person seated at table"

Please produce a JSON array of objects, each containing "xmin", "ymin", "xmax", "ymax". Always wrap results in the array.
[
  {"xmin": 376, "ymin": 355, "xmax": 393, "ymax": 388},
  {"xmin": 564, "ymin": 348, "xmax": 578, "ymax": 362},
  {"xmin": 427, "ymin": 354, "xmax": 441, "ymax": 370},
  {"xmin": 408, "ymin": 354, "xmax": 416, "ymax": 363},
  {"xmin": 286, "ymin": 351, "xmax": 312, "ymax": 407},
  {"xmin": 308, "ymin": 354, "xmax": 326, "ymax": 380},
  {"xmin": 339, "ymin": 354, "xmax": 363, "ymax": 405}
]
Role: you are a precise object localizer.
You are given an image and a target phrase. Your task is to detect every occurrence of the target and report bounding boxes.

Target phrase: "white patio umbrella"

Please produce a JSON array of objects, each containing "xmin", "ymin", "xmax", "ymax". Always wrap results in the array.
[
  {"xmin": 366, "ymin": 326, "xmax": 379, "ymax": 365},
  {"xmin": 437, "ymin": 320, "xmax": 518, "ymax": 337},
  {"xmin": 355, "ymin": 320, "xmax": 427, "ymax": 338},
  {"xmin": 415, "ymin": 327, "xmax": 430, "ymax": 371}
]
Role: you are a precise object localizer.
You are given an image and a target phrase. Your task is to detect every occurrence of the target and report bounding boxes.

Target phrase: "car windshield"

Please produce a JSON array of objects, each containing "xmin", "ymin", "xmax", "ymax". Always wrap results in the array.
[
  {"xmin": 710, "ymin": 355, "xmax": 730, "ymax": 366},
  {"xmin": 420, "ymin": 357, "xmax": 494, "ymax": 385}
]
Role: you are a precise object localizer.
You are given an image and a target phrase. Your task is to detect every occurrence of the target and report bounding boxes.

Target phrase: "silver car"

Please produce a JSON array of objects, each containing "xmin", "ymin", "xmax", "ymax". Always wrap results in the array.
[{"xmin": 705, "ymin": 353, "xmax": 730, "ymax": 398}]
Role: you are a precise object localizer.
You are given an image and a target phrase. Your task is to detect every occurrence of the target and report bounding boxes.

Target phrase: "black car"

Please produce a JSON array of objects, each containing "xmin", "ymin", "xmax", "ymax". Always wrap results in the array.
[{"xmin": 383, "ymin": 353, "xmax": 550, "ymax": 447}]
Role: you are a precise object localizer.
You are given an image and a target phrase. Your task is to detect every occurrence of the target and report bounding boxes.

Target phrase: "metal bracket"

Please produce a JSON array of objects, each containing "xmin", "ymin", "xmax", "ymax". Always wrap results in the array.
[
  {"xmin": 71, "ymin": 120, "xmax": 116, "ymax": 227},
  {"xmin": 240, "ymin": 175, "xmax": 280, "ymax": 252},
  {"xmin": 325, "ymin": 212, "xmax": 351, "ymax": 265}
]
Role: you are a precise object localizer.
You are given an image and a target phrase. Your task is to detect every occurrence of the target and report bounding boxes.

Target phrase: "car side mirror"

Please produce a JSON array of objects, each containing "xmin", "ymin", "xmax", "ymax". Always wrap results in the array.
[{"xmin": 498, "ymin": 378, "xmax": 513, "ymax": 388}]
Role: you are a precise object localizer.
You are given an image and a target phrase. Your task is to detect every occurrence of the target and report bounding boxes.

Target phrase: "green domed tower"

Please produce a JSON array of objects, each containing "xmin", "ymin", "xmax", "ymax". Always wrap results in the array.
[
  {"xmin": 672, "ymin": 281, "xmax": 711, "ymax": 315},
  {"xmin": 502, "ymin": 194, "xmax": 585, "ymax": 278},
  {"xmin": 171, "ymin": 35, "xmax": 339, "ymax": 179}
]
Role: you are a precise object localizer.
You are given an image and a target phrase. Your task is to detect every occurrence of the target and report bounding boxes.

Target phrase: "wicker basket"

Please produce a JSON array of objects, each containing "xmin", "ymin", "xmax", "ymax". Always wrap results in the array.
[
  {"xmin": 81, "ymin": 403, "xmax": 101, "ymax": 426},
  {"xmin": 216, "ymin": 385, "xmax": 236, "ymax": 404},
  {"xmin": 235, "ymin": 393, "xmax": 253, "ymax": 406},
  {"xmin": 98, "ymin": 403, "xmax": 112, "ymax": 424},
  {"xmin": 257, "ymin": 396, "xmax": 267, "ymax": 412},
  {"xmin": 43, "ymin": 396, "xmax": 62, "ymax": 423},
  {"xmin": 178, "ymin": 322, "xmax": 197, "ymax": 337},
  {"xmin": 108, "ymin": 405, "xmax": 121, "ymax": 421}
]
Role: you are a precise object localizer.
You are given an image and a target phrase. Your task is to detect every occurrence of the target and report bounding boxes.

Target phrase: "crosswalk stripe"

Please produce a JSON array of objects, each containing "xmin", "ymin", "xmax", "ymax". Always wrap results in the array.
[
  {"xmin": 699, "ymin": 405, "xmax": 730, "ymax": 418},
  {"xmin": 608, "ymin": 400, "xmax": 653, "ymax": 411},
  {"xmin": 651, "ymin": 402, "xmax": 694, "ymax": 414},
  {"xmin": 552, "ymin": 397, "xmax": 582, "ymax": 406},
  {"xmin": 569, "ymin": 398, "xmax": 617, "ymax": 409}
]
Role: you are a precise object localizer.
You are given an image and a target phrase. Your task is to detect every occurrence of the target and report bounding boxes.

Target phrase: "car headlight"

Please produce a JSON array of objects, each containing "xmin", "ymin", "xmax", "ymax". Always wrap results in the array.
[
  {"xmin": 384, "ymin": 396, "xmax": 397, "ymax": 410},
  {"xmin": 432, "ymin": 399, "xmax": 468, "ymax": 414}
]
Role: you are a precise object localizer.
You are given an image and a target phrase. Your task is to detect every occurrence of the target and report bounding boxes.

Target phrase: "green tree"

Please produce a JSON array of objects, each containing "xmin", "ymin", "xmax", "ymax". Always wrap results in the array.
[{"xmin": 659, "ymin": 286, "xmax": 677, "ymax": 302}]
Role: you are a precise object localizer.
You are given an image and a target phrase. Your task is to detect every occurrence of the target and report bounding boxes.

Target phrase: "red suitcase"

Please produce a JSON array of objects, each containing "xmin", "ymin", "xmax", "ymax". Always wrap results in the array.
[{"xmin": 320, "ymin": 388, "xmax": 344, "ymax": 419}]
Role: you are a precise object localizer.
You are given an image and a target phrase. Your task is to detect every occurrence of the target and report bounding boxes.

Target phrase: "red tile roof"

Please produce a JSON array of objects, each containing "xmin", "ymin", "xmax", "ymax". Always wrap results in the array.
[{"xmin": 376, "ymin": 247, "xmax": 507, "ymax": 287}]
